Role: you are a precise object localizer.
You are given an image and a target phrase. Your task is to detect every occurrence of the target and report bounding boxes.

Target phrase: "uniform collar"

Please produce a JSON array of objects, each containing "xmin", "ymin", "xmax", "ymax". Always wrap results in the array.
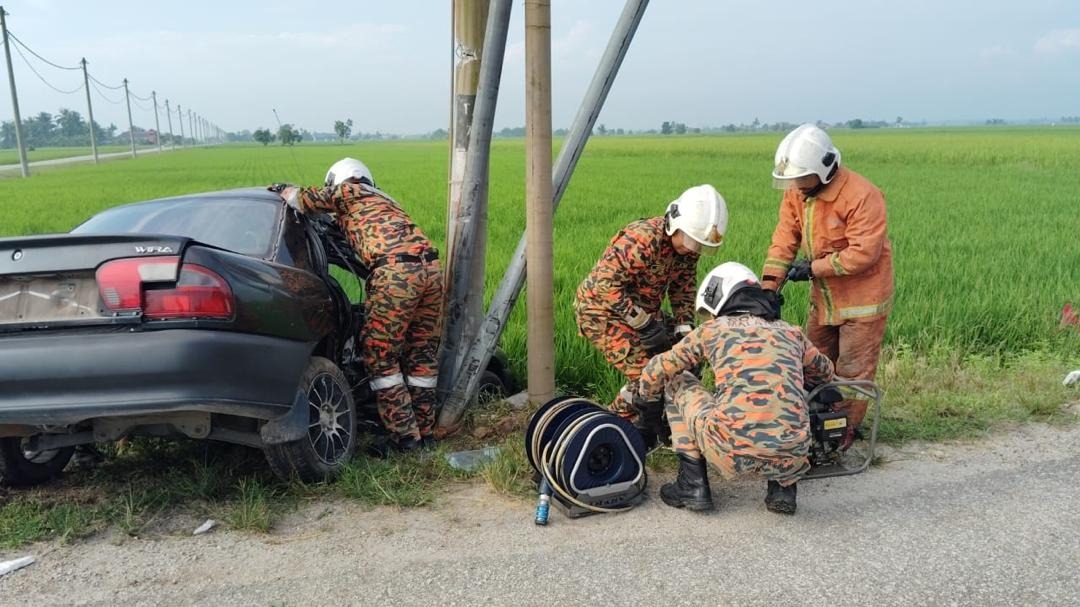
[{"xmin": 815, "ymin": 166, "xmax": 850, "ymax": 203}]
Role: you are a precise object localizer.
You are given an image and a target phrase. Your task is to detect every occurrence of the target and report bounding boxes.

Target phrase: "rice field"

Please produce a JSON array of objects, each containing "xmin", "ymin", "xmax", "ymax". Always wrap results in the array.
[{"xmin": 1, "ymin": 127, "xmax": 1078, "ymax": 399}]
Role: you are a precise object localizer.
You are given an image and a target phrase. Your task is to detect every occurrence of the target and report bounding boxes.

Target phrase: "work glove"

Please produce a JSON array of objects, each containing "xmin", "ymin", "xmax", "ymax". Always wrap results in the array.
[
  {"xmin": 787, "ymin": 259, "xmax": 813, "ymax": 282},
  {"xmin": 636, "ymin": 316, "xmax": 672, "ymax": 355},
  {"xmin": 270, "ymin": 184, "xmax": 302, "ymax": 212},
  {"xmin": 632, "ymin": 392, "xmax": 667, "ymax": 450}
]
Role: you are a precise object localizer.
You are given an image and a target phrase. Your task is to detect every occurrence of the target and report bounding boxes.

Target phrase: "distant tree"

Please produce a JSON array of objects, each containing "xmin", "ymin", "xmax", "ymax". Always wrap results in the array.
[
  {"xmin": 333, "ymin": 119, "xmax": 353, "ymax": 143},
  {"xmin": 253, "ymin": 128, "xmax": 274, "ymax": 145},
  {"xmin": 847, "ymin": 118, "xmax": 866, "ymax": 129},
  {"xmin": 277, "ymin": 124, "xmax": 301, "ymax": 146},
  {"xmin": 0, "ymin": 120, "xmax": 15, "ymax": 148},
  {"xmin": 661, "ymin": 121, "xmax": 673, "ymax": 135},
  {"xmin": 674, "ymin": 122, "xmax": 687, "ymax": 135},
  {"xmin": 896, "ymin": 116, "xmax": 903, "ymax": 126},
  {"xmin": 751, "ymin": 117, "xmax": 761, "ymax": 130},
  {"xmin": 597, "ymin": 123, "xmax": 608, "ymax": 135},
  {"xmin": 56, "ymin": 108, "xmax": 86, "ymax": 138},
  {"xmin": 428, "ymin": 128, "xmax": 448, "ymax": 140},
  {"xmin": 615, "ymin": 128, "xmax": 625, "ymax": 135}
]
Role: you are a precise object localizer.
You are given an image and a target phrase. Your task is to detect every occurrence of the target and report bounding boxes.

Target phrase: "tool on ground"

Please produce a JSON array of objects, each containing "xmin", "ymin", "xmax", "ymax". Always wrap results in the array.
[{"xmin": 525, "ymin": 396, "xmax": 647, "ymax": 523}]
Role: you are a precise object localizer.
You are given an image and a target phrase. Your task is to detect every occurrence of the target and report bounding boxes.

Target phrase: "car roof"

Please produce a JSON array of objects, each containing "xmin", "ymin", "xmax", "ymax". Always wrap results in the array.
[{"xmin": 119, "ymin": 187, "xmax": 284, "ymax": 208}]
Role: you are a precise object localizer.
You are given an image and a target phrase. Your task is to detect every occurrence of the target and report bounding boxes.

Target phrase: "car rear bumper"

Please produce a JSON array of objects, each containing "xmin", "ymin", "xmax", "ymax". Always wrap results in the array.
[{"xmin": 0, "ymin": 329, "xmax": 312, "ymax": 426}]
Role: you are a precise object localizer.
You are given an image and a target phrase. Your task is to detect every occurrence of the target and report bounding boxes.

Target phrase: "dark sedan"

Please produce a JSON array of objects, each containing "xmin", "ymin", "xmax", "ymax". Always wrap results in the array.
[{"xmin": 0, "ymin": 188, "xmax": 511, "ymax": 485}]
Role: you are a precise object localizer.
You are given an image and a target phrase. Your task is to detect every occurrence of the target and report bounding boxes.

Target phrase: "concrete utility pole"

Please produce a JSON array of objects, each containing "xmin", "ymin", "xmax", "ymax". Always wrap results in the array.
[
  {"xmin": 122, "ymin": 78, "xmax": 136, "ymax": 158},
  {"xmin": 177, "ymin": 104, "xmax": 184, "ymax": 147},
  {"xmin": 79, "ymin": 58, "xmax": 98, "ymax": 163},
  {"xmin": 438, "ymin": 0, "xmax": 510, "ymax": 407},
  {"xmin": 1, "ymin": 6, "xmax": 30, "ymax": 177},
  {"xmin": 151, "ymin": 91, "xmax": 162, "ymax": 152},
  {"xmin": 188, "ymin": 110, "xmax": 193, "ymax": 146},
  {"xmin": 524, "ymin": 0, "xmax": 555, "ymax": 404},
  {"xmin": 447, "ymin": 0, "xmax": 490, "ymax": 252},
  {"xmin": 164, "ymin": 98, "xmax": 174, "ymax": 149},
  {"xmin": 439, "ymin": 0, "xmax": 649, "ymax": 426}
]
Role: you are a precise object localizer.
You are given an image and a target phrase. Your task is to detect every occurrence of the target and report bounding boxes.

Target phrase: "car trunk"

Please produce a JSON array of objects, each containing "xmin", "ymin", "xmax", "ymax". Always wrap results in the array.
[{"xmin": 0, "ymin": 234, "xmax": 189, "ymax": 331}]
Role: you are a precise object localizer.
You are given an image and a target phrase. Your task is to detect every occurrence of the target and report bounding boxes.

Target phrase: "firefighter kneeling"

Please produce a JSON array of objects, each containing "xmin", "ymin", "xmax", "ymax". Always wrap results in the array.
[{"xmin": 637, "ymin": 263, "xmax": 835, "ymax": 514}]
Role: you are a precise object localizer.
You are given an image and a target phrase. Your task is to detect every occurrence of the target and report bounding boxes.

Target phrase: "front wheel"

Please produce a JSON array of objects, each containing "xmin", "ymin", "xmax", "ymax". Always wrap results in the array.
[
  {"xmin": 0, "ymin": 437, "xmax": 75, "ymax": 487},
  {"xmin": 264, "ymin": 357, "xmax": 358, "ymax": 483}
]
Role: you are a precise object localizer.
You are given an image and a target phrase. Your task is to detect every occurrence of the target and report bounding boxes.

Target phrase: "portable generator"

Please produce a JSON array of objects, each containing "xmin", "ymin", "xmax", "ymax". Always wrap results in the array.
[{"xmin": 803, "ymin": 379, "xmax": 882, "ymax": 480}]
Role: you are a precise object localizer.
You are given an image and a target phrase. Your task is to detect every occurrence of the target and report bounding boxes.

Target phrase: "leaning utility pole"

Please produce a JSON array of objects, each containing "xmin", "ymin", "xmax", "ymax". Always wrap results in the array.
[
  {"xmin": 151, "ymin": 91, "xmax": 162, "ymax": 152},
  {"xmin": 438, "ymin": 0, "xmax": 509, "ymax": 405},
  {"xmin": 187, "ymin": 110, "xmax": 193, "ymax": 146},
  {"xmin": 79, "ymin": 58, "xmax": 98, "ymax": 163},
  {"xmin": 440, "ymin": 0, "xmax": 649, "ymax": 427},
  {"xmin": 524, "ymin": 0, "xmax": 555, "ymax": 404},
  {"xmin": 122, "ymin": 78, "xmax": 136, "ymax": 158},
  {"xmin": 1, "ymin": 7, "xmax": 30, "ymax": 177},
  {"xmin": 165, "ymin": 98, "xmax": 174, "ymax": 149},
  {"xmin": 177, "ymin": 104, "xmax": 184, "ymax": 147}
]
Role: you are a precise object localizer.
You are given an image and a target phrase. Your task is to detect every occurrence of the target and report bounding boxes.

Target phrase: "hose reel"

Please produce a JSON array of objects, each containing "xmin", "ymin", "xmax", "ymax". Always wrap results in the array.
[{"xmin": 525, "ymin": 396, "xmax": 648, "ymax": 523}]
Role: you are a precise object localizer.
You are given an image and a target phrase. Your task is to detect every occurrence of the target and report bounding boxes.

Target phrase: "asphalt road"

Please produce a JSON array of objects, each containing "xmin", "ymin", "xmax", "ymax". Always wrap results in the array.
[{"xmin": 2, "ymin": 423, "xmax": 1078, "ymax": 606}]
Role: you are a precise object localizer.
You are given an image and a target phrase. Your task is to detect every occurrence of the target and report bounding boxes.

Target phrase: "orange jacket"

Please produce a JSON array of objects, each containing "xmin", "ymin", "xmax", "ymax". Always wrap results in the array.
[{"xmin": 761, "ymin": 167, "xmax": 894, "ymax": 326}]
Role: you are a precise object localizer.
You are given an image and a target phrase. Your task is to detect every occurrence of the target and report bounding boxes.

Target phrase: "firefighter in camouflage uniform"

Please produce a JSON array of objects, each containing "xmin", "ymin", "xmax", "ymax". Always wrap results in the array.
[
  {"xmin": 574, "ymin": 185, "xmax": 727, "ymax": 446},
  {"xmin": 638, "ymin": 262, "xmax": 835, "ymax": 514},
  {"xmin": 275, "ymin": 158, "xmax": 441, "ymax": 453}
]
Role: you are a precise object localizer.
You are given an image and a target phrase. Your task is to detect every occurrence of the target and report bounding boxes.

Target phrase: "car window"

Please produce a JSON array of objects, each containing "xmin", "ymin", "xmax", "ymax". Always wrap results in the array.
[{"xmin": 73, "ymin": 197, "xmax": 281, "ymax": 257}]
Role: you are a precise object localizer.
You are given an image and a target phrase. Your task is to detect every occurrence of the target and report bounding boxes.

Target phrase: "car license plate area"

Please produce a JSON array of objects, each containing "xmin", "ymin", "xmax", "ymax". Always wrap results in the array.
[{"xmin": 0, "ymin": 274, "xmax": 103, "ymax": 325}]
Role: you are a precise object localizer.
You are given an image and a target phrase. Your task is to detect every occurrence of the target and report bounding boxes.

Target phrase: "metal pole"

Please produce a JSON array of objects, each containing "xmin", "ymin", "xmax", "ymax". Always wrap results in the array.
[
  {"xmin": 177, "ymin": 104, "xmax": 184, "ymax": 147},
  {"xmin": 439, "ymin": 0, "xmax": 649, "ymax": 427},
  {"xmin": 80, "ymin": 58, "xmax": 98, "ymax": 163},
  {"xmin": 122, "ymin": 78, "xmax": 136, "ymax": 158},
  {"xmin": 438, "ymin": 0, "xmax": 510, "ymax": 402},
  {"xmin": 524, "ymin": 0, "xmax": 554, "ymax": 405},
  {"xmin": 447, "ymin": 0, "xmax": 490, "ymax": 255},
  {"xmin": 151, "ymin": 91, "xmax": 162, "ymax": 152},
  {"xmin": 165, "ymin": 99, "xmax": 174, "ymax": 149},
  {"xmin": 187, "ymin": 110, "xmax": 193, "ymax": 146},
  {"xmin": 1, "ymin": 7, "xmax": 29, "ymax": 177}
]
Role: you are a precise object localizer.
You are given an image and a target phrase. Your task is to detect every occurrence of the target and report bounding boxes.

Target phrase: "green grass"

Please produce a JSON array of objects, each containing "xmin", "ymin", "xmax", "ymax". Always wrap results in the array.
[{"xmin": 1, "ymin": 129, "xmax": 1078, "ymax": 547}]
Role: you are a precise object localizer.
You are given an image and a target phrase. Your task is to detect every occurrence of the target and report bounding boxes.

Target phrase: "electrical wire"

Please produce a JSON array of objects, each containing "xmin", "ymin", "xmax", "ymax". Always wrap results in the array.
[
  {"xmin": 87, "ymin": 73, "xmax": 124, "ymax": 90},
  {"xmin": 10, "ymin": 40, "xmax": 83, "ymax": 95},
  {"xmin": 88, "ymin": 78, "xmax": 123, "ymax": 104},
  {"xmin": 130, "ymin": 90, "xmax": 153, "ymax": 102},
  {"xmin": 130, "ymin": 95, "xmax": 153, "ymax": 112},
  {"xmin": 7, "ymin": 31, "xmax": 81, "ymax": 70}
]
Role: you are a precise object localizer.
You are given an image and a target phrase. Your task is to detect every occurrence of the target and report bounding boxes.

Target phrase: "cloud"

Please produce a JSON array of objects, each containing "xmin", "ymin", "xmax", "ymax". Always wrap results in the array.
[{"xmin": 1034, "ymin": 28, "xmax": 1080, "ymax": 54}]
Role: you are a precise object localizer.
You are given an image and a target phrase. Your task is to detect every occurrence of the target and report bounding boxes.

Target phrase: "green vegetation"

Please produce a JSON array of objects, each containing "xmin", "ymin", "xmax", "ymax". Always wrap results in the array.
[{"xmin": 0, "ymin": 128, "xmax": 1077, "ymax": 547}]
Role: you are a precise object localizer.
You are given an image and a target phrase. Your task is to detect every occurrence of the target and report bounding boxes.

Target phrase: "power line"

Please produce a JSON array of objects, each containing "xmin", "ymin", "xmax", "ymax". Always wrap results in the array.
[
  {"xmin": 88, "ymin": 77, "xmax": 123, "ymax": 104},
  {"xmin": 87, "ymin": 73, "xmax": 124, "ymax": 90},
  {"xmin": 10, "ymin": 37, "xmax": 83, "ymax": 95},
  {"xmin": 7, "ymin": 30, "xmax": 81, "ymax": 70},
  {"xmin": 130, "ymin": 90, "xmax": 153, "ymax": 102},
  {"xmin": 130, "ymin": 94, "xmax": 153, "ymax": 112}
]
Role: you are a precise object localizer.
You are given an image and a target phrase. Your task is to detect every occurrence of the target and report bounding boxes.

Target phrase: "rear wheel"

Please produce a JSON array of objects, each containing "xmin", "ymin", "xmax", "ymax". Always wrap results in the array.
[
  {"xmin": 476, "ymin": 370, "xmax": 509, "ymax": 403},
  {"xmin": 0, "ymin": 437, "xmax": 75, "ymax": 487},
  {"xmin": 264, "ymin": 357, "xmax": 358, "ymax": 483}
]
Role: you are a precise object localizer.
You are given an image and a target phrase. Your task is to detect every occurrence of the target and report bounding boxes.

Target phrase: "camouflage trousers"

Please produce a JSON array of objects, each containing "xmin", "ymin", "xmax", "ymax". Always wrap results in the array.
[
  {"xmin": 363, "ymin": 260, "xmax": 443, "ymax": 441},
  {"xmin": 575, "ymin": 309, "xmax": 655, "ymax": 422},
  {"xmin": 664, "ymin": 373, "xmax": 810, "ymax": 487}
]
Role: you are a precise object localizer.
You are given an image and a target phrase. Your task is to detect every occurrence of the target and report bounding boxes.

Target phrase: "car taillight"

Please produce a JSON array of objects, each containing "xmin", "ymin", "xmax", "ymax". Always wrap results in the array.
[
  {"xmin": 144, "ymin": 265, "xmax": 233, "ymax": 319},
  {"xmin": 96, "ymin": 257, "xmax": 234, "ymax": 320},
  {"xmin": 97, "ymin": 256, "xmax": 180, "ymax": 311}
]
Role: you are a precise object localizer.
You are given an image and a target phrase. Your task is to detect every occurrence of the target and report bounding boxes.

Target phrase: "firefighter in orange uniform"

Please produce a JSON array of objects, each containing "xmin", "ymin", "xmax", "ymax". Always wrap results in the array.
[{"xmin": 761, "ymin": 124, "xmax": 893, "ymax": 443}]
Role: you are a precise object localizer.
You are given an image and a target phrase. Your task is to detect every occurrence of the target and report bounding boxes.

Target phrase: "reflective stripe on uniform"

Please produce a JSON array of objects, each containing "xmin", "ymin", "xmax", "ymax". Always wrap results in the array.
[
  {"xmin": 406, "ymin": 375, "xmax": 438, "ymax": 388},
  {"xmin": 837, "ymin": 296, "xmax": 894, "ymax": 321},
  {"xmin": 370, "ymin": 372, "xmax": 405, "ymax": 391}
]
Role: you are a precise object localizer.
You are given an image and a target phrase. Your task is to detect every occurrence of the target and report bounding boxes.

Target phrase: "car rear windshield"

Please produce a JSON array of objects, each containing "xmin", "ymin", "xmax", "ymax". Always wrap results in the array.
[{"xmin": 73, "ymin": 196, "xmax": 280, "ymax": 257}]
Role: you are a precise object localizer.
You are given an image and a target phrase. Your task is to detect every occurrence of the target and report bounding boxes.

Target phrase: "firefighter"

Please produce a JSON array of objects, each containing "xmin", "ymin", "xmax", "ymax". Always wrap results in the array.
[
  {"xmin": 761, "ymin": 124, "xmax": 893, "ymax": 445},
  {"xmin": 574, "ymin": 185, "xmax": 727, "ymax": 447},
  {"xmin": 637, "ymin": 262, "xmax": 835, "ymax": 514},
  {"xmin": 274, "ymin": 158, "xmax": 441, "ymax": 453}
]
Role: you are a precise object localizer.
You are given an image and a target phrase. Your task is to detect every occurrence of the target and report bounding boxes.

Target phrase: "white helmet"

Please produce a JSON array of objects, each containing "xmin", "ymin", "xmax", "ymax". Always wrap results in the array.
[
  {"xmin": 695, "ymin": 262, "xmax": 760, "ymax": 318},
  {"xmin": 664, "ymin": 184, "xmax": 728, "ymax": 254},
  {"xmin": 772, "ymin": 123, "xmax": 841, "ymax": 189},
  {"xmin": 325, "ymin": 157, "xmax": 374, "ymax": 188}
]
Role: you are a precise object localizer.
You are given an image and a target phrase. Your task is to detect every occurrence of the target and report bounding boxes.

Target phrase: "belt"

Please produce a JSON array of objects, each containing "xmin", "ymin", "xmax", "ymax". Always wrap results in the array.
[{"xmin": 370, "ymin": 250, "xmax": 439, "ymax": 270}]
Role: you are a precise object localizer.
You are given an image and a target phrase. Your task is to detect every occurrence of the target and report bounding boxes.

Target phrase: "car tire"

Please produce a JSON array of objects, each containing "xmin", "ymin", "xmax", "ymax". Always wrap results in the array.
[
  {"xmin": 476, "ymin": 370, "xmax": 509, "ymax": 403},
  {"xmin": 264, "ymin": 357, "xmax": 358, "ymax": 483},
  {"xmin": 0, "ymin": 437, "xmax": 76, "ymax": 487}
]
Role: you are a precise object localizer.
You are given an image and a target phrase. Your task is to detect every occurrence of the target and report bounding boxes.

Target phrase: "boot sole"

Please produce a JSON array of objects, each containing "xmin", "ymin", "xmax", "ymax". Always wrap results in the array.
[
  {"xmin": 765, "ymin": 501, "xmax": 796, "ymax": 515},
  {"xmin": 660, "ymin": 492, "xmax": 714, "ymax": 511}
]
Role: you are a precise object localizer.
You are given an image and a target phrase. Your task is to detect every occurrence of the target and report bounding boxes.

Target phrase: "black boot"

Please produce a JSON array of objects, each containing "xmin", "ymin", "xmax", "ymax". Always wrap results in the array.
[
  {"xmin": 660, "ymin": 454, "xmax": 713, "ymax": 511},
  {"xmin": 765, "ymin": 480, "xmax": 797, "ymax": 515}
]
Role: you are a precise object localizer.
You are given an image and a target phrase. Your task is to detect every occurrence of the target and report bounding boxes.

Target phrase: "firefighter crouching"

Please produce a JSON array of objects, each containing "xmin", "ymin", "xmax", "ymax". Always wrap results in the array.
[{"xmin": 637, "ymin": 263, "xmax": 836, "ymax": 514}]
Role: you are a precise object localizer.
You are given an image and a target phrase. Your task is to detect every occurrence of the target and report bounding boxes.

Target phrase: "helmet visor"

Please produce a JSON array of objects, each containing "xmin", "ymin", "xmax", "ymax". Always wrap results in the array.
[{"xmin": 772, "ymin": 158, "xmax": 815, "ymax": 190}]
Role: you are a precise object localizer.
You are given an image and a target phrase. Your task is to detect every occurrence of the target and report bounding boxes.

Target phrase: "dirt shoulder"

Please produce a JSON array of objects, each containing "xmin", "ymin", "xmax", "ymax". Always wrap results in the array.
[{"xmin": 3, "ymin": 423, "xmax": 1079, "ymax": 607}]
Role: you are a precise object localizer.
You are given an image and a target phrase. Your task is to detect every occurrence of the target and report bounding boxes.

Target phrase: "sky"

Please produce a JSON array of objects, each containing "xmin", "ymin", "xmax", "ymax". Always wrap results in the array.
[{"xmin": 0, "ymin": 0, "xmax": 1077, "ymax": 134}]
